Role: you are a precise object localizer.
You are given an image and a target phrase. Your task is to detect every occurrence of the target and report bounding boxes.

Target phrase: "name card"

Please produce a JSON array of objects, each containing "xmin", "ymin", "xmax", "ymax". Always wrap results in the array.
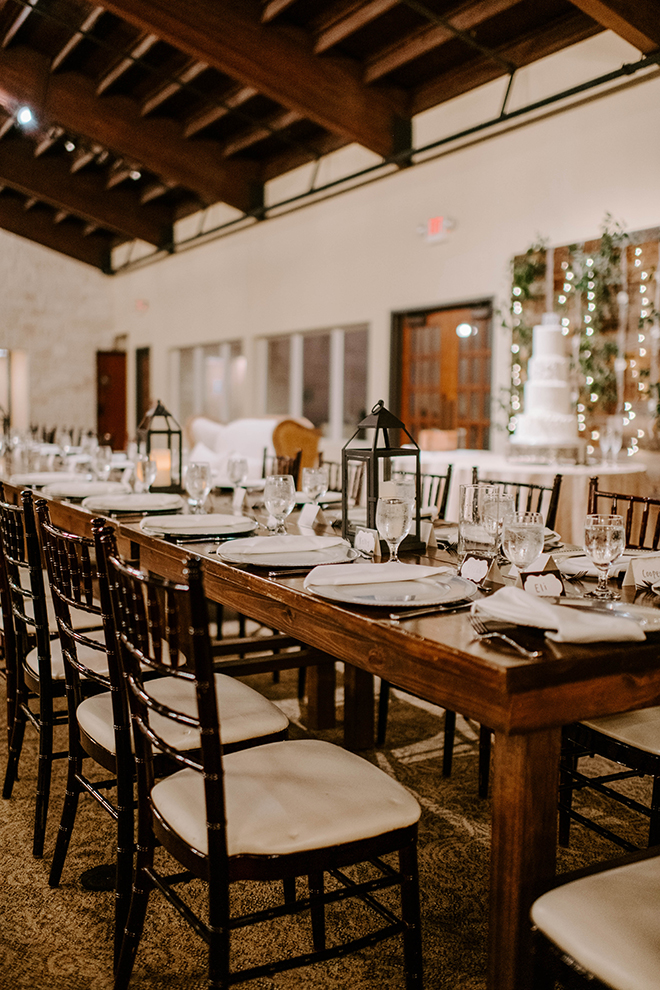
[
  {"xmin": 354, "ymin": 527, "xmax": 380, "ymax": 558},
  {"xmin": 420, "ymin": 520, "xmax": 438, "ymax": 549},
  {"xmin": 299, "ymin": 502, "xmax": 321, "ymax": 527},
  {"xmin": 514, "ymin": 554, "xmax": 566, "ymax": 596},
  {"xmin": 621, "ymin": 555, "xmax": 660, "ymax": 589},
  {"xmin": 232, "ymin": 487, "xmax": 247, "ymax": 511}
]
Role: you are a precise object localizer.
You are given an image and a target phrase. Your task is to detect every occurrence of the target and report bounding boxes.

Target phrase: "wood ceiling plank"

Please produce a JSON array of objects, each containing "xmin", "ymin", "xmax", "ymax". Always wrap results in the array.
[
  {"xmin": 141, "ymin": 59, "xmax": 208, "ymax": 116},
  {"xmin": 2, "ymin": 0, "xmax": 38, "ymax": 49},
  {"xmin": 222, "ymin": 108, "xmax": 301, "ymax": 156},
  {"xmin": 183, "ymin": 84, "xmax": 258, "ymax": 138},
  {"xmin": 412, "ymin": 12, "xmax": 603, "ymax": 114},
  {"xmin": 313, "ymin": 0, "xmax": 399, "ymax": 54},
  {"xmin": 0, "ymin": 135, "xmax": 171, "ymax": 244},
  {"xmin": 567, "ymin": 0, "xmax": 660, "ymax": 53},
  {"xmin": 52, "ymin": 5, "xmax": 105, "ymax": 70},
  {"xmin": 0, "ymin": 194, "xmax": 115, "ymax": 269},
  {"xmin": 0, "ymin": 44, "xmax": 260, "ymax": 211},
  {"xmin": 96, "ymin": 0, "xmax": 410, "ymax": 158},
  {"xmin": 261, "ymin": 0, "xmax": 302, "ymax": 23},
  {"xmin": 96, "ymin": 32, "xmax": 160, "ymax": 95},
  {"xmin": 365, "ymin": 0, "xmax": 522, "ymax": 82}
]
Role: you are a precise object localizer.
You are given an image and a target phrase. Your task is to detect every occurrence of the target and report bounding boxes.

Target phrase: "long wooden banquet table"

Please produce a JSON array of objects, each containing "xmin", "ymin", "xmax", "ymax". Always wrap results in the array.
[{"xmin": 18, "ymin": 486, "xmax": 660, "ymax": 990}]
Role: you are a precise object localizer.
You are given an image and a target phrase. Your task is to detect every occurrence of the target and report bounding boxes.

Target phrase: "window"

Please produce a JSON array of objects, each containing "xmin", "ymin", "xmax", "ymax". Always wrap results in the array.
[
  {"xmin": 265, "ymin": 324, "xmax": 368, "ymax": 439},
  {"xmin": 177, "ymin": 341, "xmax": 245, "ymax": 425}
]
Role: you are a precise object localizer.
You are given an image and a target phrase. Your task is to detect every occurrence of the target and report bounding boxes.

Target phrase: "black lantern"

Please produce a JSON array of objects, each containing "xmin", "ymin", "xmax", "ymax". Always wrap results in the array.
[
  {"xmin": 341, "ymin": 399, "xmax": 423, "ymax": 551},
  {"xmin": 136, "ymin": 400, "xmax": 183, "ymax": 493}
]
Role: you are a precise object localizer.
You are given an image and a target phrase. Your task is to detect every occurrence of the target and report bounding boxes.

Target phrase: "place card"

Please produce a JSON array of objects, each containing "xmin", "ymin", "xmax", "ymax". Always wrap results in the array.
[
  {"xmin": 514, "ymin": 554, "xmax": 566, "ymax": 596},
  {"xmin": 232, "ymin": 486, "xmax": 247, "ymax": 511},
  {"xmin": 354, "ymin": 527, "xmax": 381, "ymax": 559},
  {"xmin": 420, "ymin": 519, "xmax": 438, "ymax": 549},
  {"xmin": 621, "ymin": 555, "xmax": 660, "ymax": 590},
  {"xmin": 459, "ymin": 553, "xmax": 491, "ymax": 585},
  {"xmin": 298, "ymin": 502, "xmax": 329, "ymax": 528}
]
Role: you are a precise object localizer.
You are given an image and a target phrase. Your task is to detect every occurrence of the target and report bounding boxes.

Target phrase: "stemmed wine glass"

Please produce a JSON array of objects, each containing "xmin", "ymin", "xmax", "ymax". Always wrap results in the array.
[
  {"xmin": 302, "ymin": 467, "xmax": 328, "ymax": 505},
  {"xmin": 92, "ymin": 445, "xmax": 113, "ymax": 482},
  {"xmin": 502, "ymin": 512, "xmax": 545, "ymax": 574},
  {"xmin": 185, "ymin": 461, "xmax": 212, "ymax": 514},
  {"xmin": 583, "ymin": 513, "xmax": 625, "ymax": 600},
  {"xmin": 136, "ymin": 454, "xmax": 157, "ymax": 493},
  {"xmin": 227, "ymin": 455, "xmax": 248, "ymax": 488},
  {"xmin": 264, "ymin": 474, "xmax": 295, "ymax": 534},
  {"xmin": 376, "ymin": 496, "xmax": 413, "ymax": 563}
]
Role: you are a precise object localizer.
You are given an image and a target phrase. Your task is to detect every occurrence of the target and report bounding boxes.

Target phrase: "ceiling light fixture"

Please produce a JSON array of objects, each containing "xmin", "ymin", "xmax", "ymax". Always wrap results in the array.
[{"xmin": 16, "ymin": 106, "xmax": 34, "ymax": 126}]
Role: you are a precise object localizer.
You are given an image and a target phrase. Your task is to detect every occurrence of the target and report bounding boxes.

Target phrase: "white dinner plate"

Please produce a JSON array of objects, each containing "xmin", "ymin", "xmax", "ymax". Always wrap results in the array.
[
  {"xmin": 9, "ymin": 471, "xmax": 84, "ymax": 488},
  {"xmin": 42, "ymin": 480, "xmax": 131, "ymax": 500},
  {"xmin": 306, "ymin": 572, "xmax": 478, "ymax": 608},
  {"xmin": 218, "ymin": 541, "xmax": 358, "ymax": 567},
  {"xmin": 560, "ymin": 600, "xmax": 660, "ymax": 633},
  {"xmin": 81, "ymin": 492, "xmax": 185, "ymax": 514},
  {"xmin": 140, "ymin": 513, "xmax": 257, "ymax": 538}
]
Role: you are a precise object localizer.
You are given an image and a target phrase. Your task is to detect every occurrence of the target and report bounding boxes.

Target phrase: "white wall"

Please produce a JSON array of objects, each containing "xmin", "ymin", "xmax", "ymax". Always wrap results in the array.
[{"xmin": 0, "ymin": 231, "xmax": 112, "ymax": 432}]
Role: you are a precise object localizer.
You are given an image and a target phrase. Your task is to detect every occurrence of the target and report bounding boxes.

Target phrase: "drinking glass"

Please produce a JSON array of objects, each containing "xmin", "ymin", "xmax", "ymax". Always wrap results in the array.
[
  {"xmin": 502, "ymin": 512, "xmax": 545, "ymax": 573},
  {"xmin": 376, "ymin": 496, "xmax": 413, "ymax": 563},
  {"xmin": 457, "ymin": 484, "xmax": 502, "ymax": 560},
  {"xmin": 92, "ymin": 445, "xmax": 113, "ymax": 482},
  {"xmin": 264, "ymin": 474, "xmax": 296, "ymax": 534},
  {"xmin": 185, "ymin": 461, "xmax": 212, "ymax": 514},
  {"xmin": 227, "ymin": 455, "xmax": 249, "ymax": 487},
  {"xmin": 302, "ymin": 466, "xmax": 328, "ymax": 504},
  {"xmin": 583, "ymin": 513, "xmax": 625, "ymax": 600},
  {"xmin": 136, "ymin": 454, "xmax": 158, "ymax": 493},
  {"xmin": 483, "ymin": 491, "xmax": 516, "ymax": 557}
]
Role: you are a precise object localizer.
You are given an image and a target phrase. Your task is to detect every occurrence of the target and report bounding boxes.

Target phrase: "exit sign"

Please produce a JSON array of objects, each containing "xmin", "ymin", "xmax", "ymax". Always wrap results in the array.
[{"xmin": 421, "ymin": 215, "xmax": 455, "ymax": 243}]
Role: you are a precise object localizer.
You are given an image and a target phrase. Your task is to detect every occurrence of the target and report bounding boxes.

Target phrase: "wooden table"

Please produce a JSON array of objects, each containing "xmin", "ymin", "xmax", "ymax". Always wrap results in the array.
[{"xmin": 23, "ymin": 489, "xmax": 660, "ymax": 990}]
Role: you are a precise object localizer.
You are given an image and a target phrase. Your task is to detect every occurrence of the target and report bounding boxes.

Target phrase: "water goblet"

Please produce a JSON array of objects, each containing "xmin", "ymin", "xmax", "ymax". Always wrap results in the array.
[
  {"xmin": 227, "ymin": 455, "xmax": 249, "ymax": 488},
  {"xmin": 302, "ymin": 466, "xmax": 329, "ymax": 505},
  {"xmin": 185, "ymin": 461, "xmax": 212, "ymax": 514},
  {"xmin": 136, "ymin": 454, "xmax": 158, "ymax": 493},
  {"xmin": 92, "ymin": 445, "xmax": 113, "ymax": 482},
  {"xmin": 583, "ymin": 513, "xmax": 625, "ymax": 600},
  {"xmin": 502, "ymin": 512, "xmax": 545, "ymax": 574},
  {"xmin": 376, "ymin": 496, "xmax": 413, "ymax": 563},
  {"xmin": 263, "ymin": 474, "xmax": 295, "ymax": 534}
]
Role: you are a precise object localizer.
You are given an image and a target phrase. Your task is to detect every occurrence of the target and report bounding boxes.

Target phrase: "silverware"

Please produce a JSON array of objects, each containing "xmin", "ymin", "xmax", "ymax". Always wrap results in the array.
[
  {"xmin": 267, "ymin": 567, "xmax": 312, "ymax": 577},
  {"xmin": 469, "ymin": 613, "xmax": 542, "ymax": 658},
  {"xmin": 389, "ymin": 600, "xmax": 474, "ymax": 620}
]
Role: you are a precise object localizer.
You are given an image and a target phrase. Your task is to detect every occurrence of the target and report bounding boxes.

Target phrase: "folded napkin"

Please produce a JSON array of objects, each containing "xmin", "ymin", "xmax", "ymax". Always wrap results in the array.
[
  {"xmin": 82, "ymin": 493, "xmax": 184, "ymax": 513},
  {"xmin": 473, "ymin": 586, "xmax": 645, "ymax": 643},
  {"xmin": 304, "ymin": 562, "xmax": 453, "ymax": 588},
  {"xmin": 224, "ymin": 535, "xmax": 346, "ymax": 555},
  {"xmin": 140, "ymin": 513, "xmax": 248, "ymax": 534}
]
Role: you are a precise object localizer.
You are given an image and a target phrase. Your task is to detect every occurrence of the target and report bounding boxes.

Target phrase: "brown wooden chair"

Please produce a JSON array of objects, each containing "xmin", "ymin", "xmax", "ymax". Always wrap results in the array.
[
  {"xmin": 318, "ymin": 457, "xmax": 365, "ymax": 505},
  {"xmin": 108, "ymin": 552, "xmax": 423, "ymax": 990},
  {"xmin": 262, "ymin": 448, "xmax": 302, "ymax": 487},
  {"xmin": 37, "ymin": 508, "xmax": 290, "ymax": 966},
  {"xmin": 272, "ymin": 418, "xmax": 320, "ymax": 481},
  {"xmin": 559, "ymin": 481, "xmax": 660, "ymax": 851}
]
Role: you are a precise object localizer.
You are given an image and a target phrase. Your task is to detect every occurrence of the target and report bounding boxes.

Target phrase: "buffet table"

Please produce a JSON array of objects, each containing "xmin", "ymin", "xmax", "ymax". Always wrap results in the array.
[
  {"xmin": 416, "ymin": 449, "xmax": 648, "ymax": 544},
  {"xmin": 14, "ymin": 486, "xmax": 660, "ymax": 990}
]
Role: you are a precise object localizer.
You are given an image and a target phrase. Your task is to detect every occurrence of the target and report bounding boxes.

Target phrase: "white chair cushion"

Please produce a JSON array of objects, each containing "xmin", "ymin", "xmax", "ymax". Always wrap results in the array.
[
  {"xmin": 581, "ymin": 706, "xmax": 660, "ymax": 756},
  {"xmin": 25, "ymin": 629, "xmax": 108, "ymax": 680},
  {"xmin": 531, "ymin": 854, "xmax": 660, "ymax": 990},
  {"xmin": 152, "ymin": 738, "xmax": 421, "ymax": 857},
  {"xmin": 77, "ymin": 672, "xmax": 289, "ymax": 756}
]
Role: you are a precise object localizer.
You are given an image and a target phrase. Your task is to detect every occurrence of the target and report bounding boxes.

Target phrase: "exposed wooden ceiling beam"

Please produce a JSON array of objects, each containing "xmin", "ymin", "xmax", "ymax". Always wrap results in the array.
[
  {"xmin": 222, "ymin": 109, "xmax": 301, "ymax": 157},
  {"xmin": 2, "ymin": 0, "xmax": 38, "ymax": 49},
  {"xmin": 412, "ymin": 11, "xmax": 603, "ymax": 115},
  {"xmin": 0, "ymin": 44, "xmax": 260, "ymax": 212},
  {"xmin": 313, "ymin": 0, "xmax": 399, "ymax": 54},
  {"xmin": 34, "ymin": 125, "xmax": 64, "ymax": 156},
  {"xmin": 0, "ymin": 194, "xmax": 115, "ymax": 269},
  {"xmin": 567, "ymin": 0, "xmax": 660, "ymax": 53},
  {"xmin": 97, "ymin": 0, "xmax": 410, "ymax": 159},
  {"xmin": 0, "ymin": 135, "xmax": 172, "ymax": 244},
  {"xmin": 261, "ymin": 0, "xmax": 302, "ymax": 23},
  {"xmin": 51, "ymin": 5, "xmax": 105, "ymax": 70},
  {"xmin": 183, "ymin": 84, "xmax": 258, "ymax": 138},
  {"xmin": 96, "ymin": 32, "xmax": 159, "ymax": 95},
  {"xmin": 141, "ymin": 58, "xmax": 207, "ymax": 116},
  {"xmin": 365, "ymin": 0, "xmax": 522, "ymax": 82}
]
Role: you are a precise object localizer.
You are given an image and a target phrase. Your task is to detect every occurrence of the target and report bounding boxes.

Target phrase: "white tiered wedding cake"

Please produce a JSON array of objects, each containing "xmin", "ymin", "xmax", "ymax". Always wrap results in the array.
[{"xmin": 511, "ymin": 312, "xmax": 578, "ymax": 446}]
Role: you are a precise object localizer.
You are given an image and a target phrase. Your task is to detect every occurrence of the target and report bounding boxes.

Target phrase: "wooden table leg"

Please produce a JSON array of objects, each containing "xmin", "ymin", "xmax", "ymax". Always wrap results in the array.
[
  {"xmin": 343, "ymin": 663, "xmax": 374, "ymax": 750},
  {"xmin": 488, "ymin": 727, "xmax": 561, "ymax": 990},
  {"xmin": 305, "ymin": 659, "xmax": 336, "ymax": 730}
]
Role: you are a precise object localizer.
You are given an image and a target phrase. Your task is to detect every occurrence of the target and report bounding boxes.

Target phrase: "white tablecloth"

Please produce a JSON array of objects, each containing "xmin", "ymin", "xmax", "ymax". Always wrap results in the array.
[{"xmin": 414, "ymin": 450, "xmax": 648, "ymax": 545}]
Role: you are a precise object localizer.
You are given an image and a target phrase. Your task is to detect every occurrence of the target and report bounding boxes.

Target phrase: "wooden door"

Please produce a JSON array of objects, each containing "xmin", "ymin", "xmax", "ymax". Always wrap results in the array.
[
  {"xmin": 96, "ymin": 350, "xmax": 127, "ymax": 450},
  {"xmin": 135, "ymin": 346, "xmax": 151, "ymax": 426},
  {"xmin": 396, "ymin": 303, "xmax": 491, "ymax": 449}
]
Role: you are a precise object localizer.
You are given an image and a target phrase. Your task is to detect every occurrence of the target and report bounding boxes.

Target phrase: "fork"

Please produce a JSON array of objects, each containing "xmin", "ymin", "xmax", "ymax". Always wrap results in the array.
[{"xmin": 469, "ymin": 613, "xmax": 542, "ymax": 658}]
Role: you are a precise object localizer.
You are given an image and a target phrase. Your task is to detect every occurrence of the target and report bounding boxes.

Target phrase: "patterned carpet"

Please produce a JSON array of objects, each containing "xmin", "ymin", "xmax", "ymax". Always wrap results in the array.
[{"xmin": 0, "ymin": 666, "xmax": 651, "ymax": 990}]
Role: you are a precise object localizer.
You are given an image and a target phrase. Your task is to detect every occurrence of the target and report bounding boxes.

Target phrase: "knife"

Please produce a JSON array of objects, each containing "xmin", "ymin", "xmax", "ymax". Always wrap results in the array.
[{"xmin": 389, "ymin": 600, "xmax": 474, "ymax": 620}]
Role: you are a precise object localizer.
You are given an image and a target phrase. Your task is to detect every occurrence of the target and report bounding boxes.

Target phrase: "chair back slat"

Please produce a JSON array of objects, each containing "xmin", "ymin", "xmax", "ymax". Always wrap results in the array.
[
  {"xmin": 588, "ymin": 476, "xmax": 660, "ymax": 549},
  {"xmin": 471, "ymin": 470, "xmax": 563, "ymax": 530}
]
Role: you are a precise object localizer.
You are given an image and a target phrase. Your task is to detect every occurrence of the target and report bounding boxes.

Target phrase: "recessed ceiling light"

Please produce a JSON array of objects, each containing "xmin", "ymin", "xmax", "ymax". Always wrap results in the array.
[{"xmin": 16, "ymin": 106, "xmax": 33, "ymax": 126}]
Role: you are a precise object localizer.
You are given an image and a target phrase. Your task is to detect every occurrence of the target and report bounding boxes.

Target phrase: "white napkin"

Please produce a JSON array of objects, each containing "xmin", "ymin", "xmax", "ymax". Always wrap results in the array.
[
  {"xmin": 559, "ymin": 554, "xmax": 631, "ymax": 578},
  {"xmin": 140, "ymin": 513, "xmax": 248, "ymax": 534},
  {"xmin": 304, "ymin": 562, "xmax": 453, "ymax": 588},
  {"xmin": 223, "ymin": 535, "xmax": 346, "ymax": 555},
  {"xmin": 82, "ymin": 493, "xmax": 184, "ymax": 512},
  {"xmin": 473, "ymin": 586, "xmax": 645, "ymax": 643}
]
